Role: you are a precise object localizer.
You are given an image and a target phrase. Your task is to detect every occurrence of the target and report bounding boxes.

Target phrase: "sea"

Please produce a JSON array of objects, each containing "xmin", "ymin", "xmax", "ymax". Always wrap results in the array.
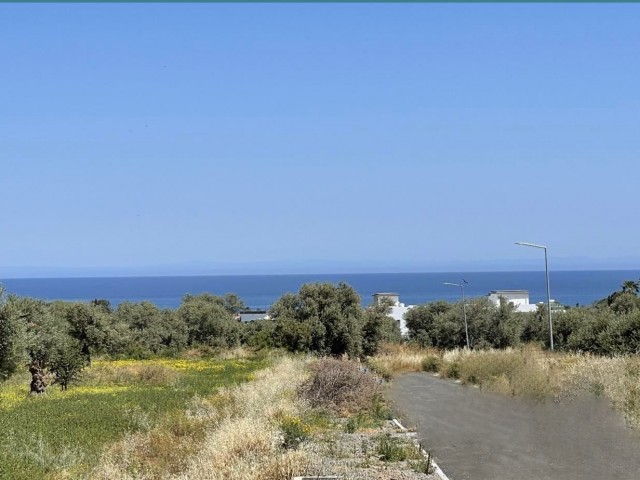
[{"xmin": 1, "ymin": 271, "xmax": 638, "ymax": 310}]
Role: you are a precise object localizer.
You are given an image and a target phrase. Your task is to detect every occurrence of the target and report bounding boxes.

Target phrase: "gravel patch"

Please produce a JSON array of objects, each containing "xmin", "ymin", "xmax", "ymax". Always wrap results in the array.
[{"xmin": 302, "ymin": 420, "xmax": 441, "ymax": 480}]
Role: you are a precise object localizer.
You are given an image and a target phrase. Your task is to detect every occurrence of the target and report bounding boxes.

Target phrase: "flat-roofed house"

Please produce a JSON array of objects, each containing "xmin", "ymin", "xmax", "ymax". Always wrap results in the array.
[
  {"xmin": 487, "ymin": 290, "xmax": 538, "ymax": 313},
  {"xmin": 373, "ymin": 292, "xmax": 413, "ymax": 336}
]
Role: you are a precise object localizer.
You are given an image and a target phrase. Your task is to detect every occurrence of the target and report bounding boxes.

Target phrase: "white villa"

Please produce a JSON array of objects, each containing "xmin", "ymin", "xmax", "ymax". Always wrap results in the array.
[
  {"xmin": 373, "ymin": 292, "xmax": 414, "ymax": 336},
  {"xmin": 487, "ymin": 290, "xmax": 538, "ymax": 312}
]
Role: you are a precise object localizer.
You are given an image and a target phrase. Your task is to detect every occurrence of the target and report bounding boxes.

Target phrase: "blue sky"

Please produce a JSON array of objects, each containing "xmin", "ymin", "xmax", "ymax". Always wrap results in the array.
[{"xmin": 2, "ymin": 4, "xmax": 639, "ymax": 276}]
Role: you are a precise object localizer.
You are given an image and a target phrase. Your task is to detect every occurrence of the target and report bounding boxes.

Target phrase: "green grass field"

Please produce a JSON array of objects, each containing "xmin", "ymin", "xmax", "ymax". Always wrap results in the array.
[{"xmin": 0, "ymin": 356, "xmax": 268, "ymax": 480}]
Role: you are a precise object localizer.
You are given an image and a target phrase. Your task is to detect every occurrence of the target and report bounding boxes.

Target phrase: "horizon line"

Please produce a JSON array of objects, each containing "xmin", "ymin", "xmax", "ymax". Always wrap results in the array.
[{"xmin": 2, "ymin": 267, "xmax": 640, "ymax": 281}]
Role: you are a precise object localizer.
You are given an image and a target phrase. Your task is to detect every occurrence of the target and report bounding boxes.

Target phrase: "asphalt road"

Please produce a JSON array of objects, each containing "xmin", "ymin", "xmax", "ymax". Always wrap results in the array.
[{"xmin": 389, "ymin": 373, "xmax": 640, "ymax": 480}]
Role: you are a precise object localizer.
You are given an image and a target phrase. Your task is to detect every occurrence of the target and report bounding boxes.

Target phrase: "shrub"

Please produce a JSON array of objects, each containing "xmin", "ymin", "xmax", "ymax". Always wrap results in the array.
[
  {"xmin": 279, "ymin": 416, "xmax": 309, "ymax": 449},
  {"xmin": 344, "ymin": 415, "xmax": 362, "ymax": 433},
  {"xmin": 376, "ymin": 434, "xmax": 407, "ymax": 461},
  {"xmin": 375, "ymin": 433, "xmax": 421, "ymax": 462},
  {"xmin": 298, "ymin": 358, "xmax": 381, "ymax": 415},
  {"xmin": 421, "ymin": 355, "xmax": 441, "ymax": 372},
  {"xmin": 440, "ymin": 360, "xmax": 461, "ymax": 379}
]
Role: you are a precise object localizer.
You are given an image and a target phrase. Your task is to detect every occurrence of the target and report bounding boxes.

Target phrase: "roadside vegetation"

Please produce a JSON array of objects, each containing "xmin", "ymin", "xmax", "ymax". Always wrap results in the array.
[
  {"xmin": 370, "ymin": 343, "xmax": 640, "ymax": 429},
  {"xmin": 1, "ymin": 352, "xmax": 433, "ymax": 480}
]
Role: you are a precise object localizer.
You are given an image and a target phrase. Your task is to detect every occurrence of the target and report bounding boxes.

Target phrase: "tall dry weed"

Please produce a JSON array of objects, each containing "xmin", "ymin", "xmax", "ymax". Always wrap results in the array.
[
  {"xmin": 368, "ymin": 343, "xmax": 437, "ymax": 378},
  {"xmin": 559, "ymin": 354, "xmax": 640, "ymax": 428},
  {"xmin": 448, "ymin": 347, "xmax": 553, "ymax": 400}
]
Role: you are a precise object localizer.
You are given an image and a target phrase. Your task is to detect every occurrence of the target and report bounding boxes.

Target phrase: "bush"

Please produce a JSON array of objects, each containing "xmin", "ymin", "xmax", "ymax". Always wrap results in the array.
[
  {"xmin": 298, "ymin": 358, "xmax": 381, "ymax": 415},
  {"xmin": 279, "ymin": 416, "xmax": 309, "ymax": 449},
  {"xmin": 440, "ymin": 360, "xmax": 461, "ymax": 379},
  {"xmin": 421, "ymin": 355, "xmax": 441, "ymax": 372}
]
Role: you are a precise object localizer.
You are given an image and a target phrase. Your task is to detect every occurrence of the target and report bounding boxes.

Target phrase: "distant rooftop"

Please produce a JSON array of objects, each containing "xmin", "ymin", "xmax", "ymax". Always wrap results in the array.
[
  {"xmin": 373, "ymin": 292, "xmax": 399, "ymax": 296},
  {"xmin": 489, "ymin": 290, "xmax": 529, "ymax": 294}
]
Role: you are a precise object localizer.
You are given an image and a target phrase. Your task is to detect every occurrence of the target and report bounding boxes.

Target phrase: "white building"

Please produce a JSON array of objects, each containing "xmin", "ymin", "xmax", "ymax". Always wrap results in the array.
[
  {"xmin": 373, "ymin": 292, "xmax": 414, "ymax": 336},
  {"xmin": 487, "ymin": 290, "xmax": 538, "ymax": 313},
  {"xmin": 238, "ymin": 310, "xmax": 269, "ymax": 322}
]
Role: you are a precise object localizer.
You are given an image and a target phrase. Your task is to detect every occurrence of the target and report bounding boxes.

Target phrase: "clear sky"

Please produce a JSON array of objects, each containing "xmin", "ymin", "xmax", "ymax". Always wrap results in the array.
[{"xmin": 2, "ymin": 3, "xmax": 639, "ymax": 277}]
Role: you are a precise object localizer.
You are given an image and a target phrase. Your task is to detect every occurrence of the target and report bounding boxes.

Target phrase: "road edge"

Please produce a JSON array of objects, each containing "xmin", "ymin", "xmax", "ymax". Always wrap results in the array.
[{"xmin": 392, "ymin": 418, "xmax": 451, "ymax": 480}]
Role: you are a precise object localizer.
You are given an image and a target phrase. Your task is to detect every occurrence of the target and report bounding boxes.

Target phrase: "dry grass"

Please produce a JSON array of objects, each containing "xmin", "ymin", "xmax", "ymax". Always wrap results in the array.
[
  {"xmin": 559, "ymin": 354, "xmax": 640, "ymax": 428},
  {"xmin": 440, "ymin": 347, "xmax": 554, "ymax": 401},
  {"xmin": 93, "ymin": 356, "xmax": 311, "ymax": 480},
  {"xmin": 367, "ymin": 343, "xmax": 437, "ymax": 378},
  {"xmin": 372, "ymin": 343, "xmax": 640, "ymax": 428}
]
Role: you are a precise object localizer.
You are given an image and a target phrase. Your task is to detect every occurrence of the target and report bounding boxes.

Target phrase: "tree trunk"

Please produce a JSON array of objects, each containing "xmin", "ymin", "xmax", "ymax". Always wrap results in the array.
[{"xmin": 29, "ymin": 362, "xmax": 47, "ymax": 395}]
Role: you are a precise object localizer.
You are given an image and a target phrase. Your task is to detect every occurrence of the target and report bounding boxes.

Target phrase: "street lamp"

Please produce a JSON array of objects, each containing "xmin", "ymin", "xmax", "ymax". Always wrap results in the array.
[
  {"xmin": 444, "ymin": 282, "xmax": 470, "ymax": 349},
  {"xmin": 515, "ymin": 241, "xmax": 554, "ymax": 351}
]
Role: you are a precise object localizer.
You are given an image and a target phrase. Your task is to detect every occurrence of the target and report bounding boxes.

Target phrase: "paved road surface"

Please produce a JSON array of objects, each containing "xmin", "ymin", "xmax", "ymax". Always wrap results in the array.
[{"xmin": 389, "ymin": 373, "xmax": 640, "ymax": 480}]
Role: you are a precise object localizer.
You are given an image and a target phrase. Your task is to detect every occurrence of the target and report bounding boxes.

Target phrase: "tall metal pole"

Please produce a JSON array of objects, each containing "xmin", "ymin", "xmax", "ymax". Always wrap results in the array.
[
  {"xmin": 461, "ymin": 283, "xmax": 470, "ymax": 349},
  {"xmin": 544, "ymin": 247, "xmax": 554, "ymax": 351},
  {"xmin": 515, "ymin": 242, "xmax": 554, "ymax": 351},
  {"xmin": 444, "ymin": 282, "xmax": 470, "ymax": 349}
]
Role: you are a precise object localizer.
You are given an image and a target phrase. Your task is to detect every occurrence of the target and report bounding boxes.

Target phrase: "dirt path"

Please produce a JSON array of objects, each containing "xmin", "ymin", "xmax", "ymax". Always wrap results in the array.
[{"xmin": 389, "ymin": 372, "xmax": 640, "ymax": 480}]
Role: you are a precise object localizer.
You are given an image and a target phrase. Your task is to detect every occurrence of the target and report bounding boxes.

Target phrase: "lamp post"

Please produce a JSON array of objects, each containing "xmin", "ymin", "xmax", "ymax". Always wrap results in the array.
[
  {"xmin": 515, "ymin": 241, "xmax": 554, "ymax": 351},
  {"xmin": 444, "ymin": 282, "xmax": 470, "ymax": 349}
]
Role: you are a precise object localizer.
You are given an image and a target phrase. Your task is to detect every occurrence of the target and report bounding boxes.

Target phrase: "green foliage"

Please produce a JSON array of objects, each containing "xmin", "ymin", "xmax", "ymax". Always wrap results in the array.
[
  {"xmin": 405, "ymin": 301, "xmax": 462, "ymax": 348},
  {"xmin": 375, "ymin": 433, "xmax": 421, "ymax": 462},
  {"xmin": 441, "ymin": 360, "xmax": 461, "ymax": 379},
  {"xmin": 361, "ymin": 300, "xmax": 402, "ymax": 357},
  {"xmin": 268, "ymin": 283, "xmax": 364, "ymax": 357},
  {"xmin": 116, "ymin": 302, "xmax": 189, "ymax": 356},
  {"xmin": 621, "ymin": 280, "xmax": 640, "ymax": 295},
  {"xmin": 19, "ymin": 300, "xmax": 67, "ymax": 370},
  {"xmin": 241, "ymin": 318, "xmax": 276, "ymax": 350},
  {"xmin": 421, "ymin": 355, "xmax": 441, "ymax": 372},
  {"xmin": 222, "ymin": 293, "xmax": 246, "ymax": 314},
  {"xmin": 404, "ymin": 277, "xmax": 640, "ymax": 356},
  {"xmin": 48, "ymin": 337, "xmax": 87, "ymax": 391},
  {"xmin": 344, "ymin": 414, "xmax": 361, "ymax": 433},
  {"xmin": 178, "ymin": 294, "xmax": 240, "ymax": 348},
  {"xmin": 279, "ymin": 416, "xmax": 309, "ymax": 449},
  {"xmin": 609, "ymin": 292, "xmax": 640, "ymax": 315},
  {"xmin": 52, "ymin": 302, "xmax": 109, "ymax": 362},
  {"xmin": 0, "ymin": 289, "xmax": 26, "ymax": 382}
]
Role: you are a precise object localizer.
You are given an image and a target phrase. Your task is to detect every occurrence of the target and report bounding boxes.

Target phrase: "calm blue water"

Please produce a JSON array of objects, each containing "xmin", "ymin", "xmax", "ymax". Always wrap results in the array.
[{"xmin": 1, "ymin": 271, "xmax": 638, "ymax": 310}]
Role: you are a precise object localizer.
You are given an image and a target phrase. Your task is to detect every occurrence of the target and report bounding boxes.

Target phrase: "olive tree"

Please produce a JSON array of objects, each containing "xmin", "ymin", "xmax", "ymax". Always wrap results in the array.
[
  {"xmin": 0, "ymin": 287, "xmax": 26, "ymax": 382},
  {"xmin": 269, "ymin": 282, "xmax": 364, "ymax": 357}
]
